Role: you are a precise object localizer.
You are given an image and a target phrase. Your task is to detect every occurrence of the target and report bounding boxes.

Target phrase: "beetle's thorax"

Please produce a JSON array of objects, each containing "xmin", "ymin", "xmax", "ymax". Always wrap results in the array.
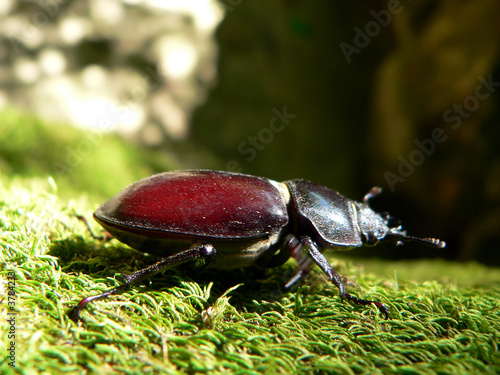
[{"xmin": 284, "ymin": 179, "xmax": 365, "ymax": 249}]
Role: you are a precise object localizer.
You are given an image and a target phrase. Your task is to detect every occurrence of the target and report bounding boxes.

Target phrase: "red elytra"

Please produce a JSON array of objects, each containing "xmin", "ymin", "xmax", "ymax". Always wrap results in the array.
[{"xmin": 94, "ymin": 170, "xmax": 289, "ymax": 239}]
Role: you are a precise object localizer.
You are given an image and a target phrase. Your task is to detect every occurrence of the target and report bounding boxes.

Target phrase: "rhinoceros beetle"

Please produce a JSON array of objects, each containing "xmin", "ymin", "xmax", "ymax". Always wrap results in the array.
[{"xmin": 69, "ymin": 170, "xmax": 445, "ymax": 320}]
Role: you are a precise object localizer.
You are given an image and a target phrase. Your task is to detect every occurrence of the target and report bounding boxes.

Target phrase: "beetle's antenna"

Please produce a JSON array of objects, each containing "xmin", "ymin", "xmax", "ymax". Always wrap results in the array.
[{"xmin": 389, "ymin": 232, "xmax": 446, "ymax": 248}]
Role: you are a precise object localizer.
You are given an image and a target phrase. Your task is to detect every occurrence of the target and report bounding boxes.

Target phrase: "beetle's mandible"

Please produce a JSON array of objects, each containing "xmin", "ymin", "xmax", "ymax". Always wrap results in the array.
[{"xmin": 69, "ymin": 170, "xmax": 446, "ymax": 320}]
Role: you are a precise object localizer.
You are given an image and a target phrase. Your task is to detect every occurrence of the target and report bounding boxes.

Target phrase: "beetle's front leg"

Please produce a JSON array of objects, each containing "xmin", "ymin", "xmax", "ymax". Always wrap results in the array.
[
  {"xmin": 301, "ymin": 237, "xmax": 389, "ymax": 318},
  {"xmin": 301, "ymin": 237, "xmax": 346, "ymax": 299},
  {"xmin": 283, "ymin": 236, "xmax": 344, "ymax": 291},
  {"xmin": 69, "ymin": 244, "xmax": 216, "ymax": 321}
]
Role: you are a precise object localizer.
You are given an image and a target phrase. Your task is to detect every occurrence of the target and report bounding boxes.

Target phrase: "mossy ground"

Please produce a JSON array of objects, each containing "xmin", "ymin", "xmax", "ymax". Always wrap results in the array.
[{"xmin": 0, "ymin": 110, "xmax": 499, "ymax": 374}]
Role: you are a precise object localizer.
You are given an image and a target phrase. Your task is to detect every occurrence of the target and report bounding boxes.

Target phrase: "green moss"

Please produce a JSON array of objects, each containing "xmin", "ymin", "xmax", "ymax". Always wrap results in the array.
[
  {"xmin": 1, "ymin": 171, "xmax": 499, "ymax": 374},
  {"xmin": 0, "ymin": 110, "xmax": 499, "ymax": 374}
]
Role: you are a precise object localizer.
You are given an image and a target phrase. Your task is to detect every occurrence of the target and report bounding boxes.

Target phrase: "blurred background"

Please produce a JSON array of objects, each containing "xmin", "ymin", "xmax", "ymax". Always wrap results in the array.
[{"xmin": 0, "ymin": 0, "xmax": 499, "ymax": 264}]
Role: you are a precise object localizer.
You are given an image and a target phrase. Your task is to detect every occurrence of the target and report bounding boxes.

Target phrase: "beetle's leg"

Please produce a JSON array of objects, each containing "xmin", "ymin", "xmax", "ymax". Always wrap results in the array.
[
  {"xmin": 260, "ymin": 234, "xmax": 299, "ymax": 269},
  {"xmin": 343, "ymin": 293, "xmax": 389, "ymax": 319},
  {"xmin": 284, "ymin": 259, "xmax": 314, "ymax": 289},
  {"xmin": 301, "ymin": 237, "xmax": 345, "ymax": 300},
  {"xmin": 284, "ymin": 236, "xmax": 342, "ymax": 290},
  {"xmin": 69, "ymin": 244, "xmax": 215, "ymax": 321},
  {"xmin": 76, "ymin": 215, "xmax": 113, "ymax": 242},
  {"xmin": 283, "ymin": 236, "xmax": 312, "ymax": 289},
  {"xmin": 303, "ymin": 237, "xmax": 389, "ymax": 318}
]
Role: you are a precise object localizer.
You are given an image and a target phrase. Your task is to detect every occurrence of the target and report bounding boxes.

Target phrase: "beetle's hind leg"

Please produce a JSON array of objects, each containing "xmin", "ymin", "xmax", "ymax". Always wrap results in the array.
[
  {"xmin": 69, "ymin": 244, "xmax": 216, "ymax": 321},
  {"xmin": 301, "ymin": 237, "xmax": 389, "ymax": 319}
]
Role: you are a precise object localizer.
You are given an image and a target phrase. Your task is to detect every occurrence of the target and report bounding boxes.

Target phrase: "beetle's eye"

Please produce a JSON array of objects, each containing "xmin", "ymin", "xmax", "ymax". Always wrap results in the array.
[
  {"xmin": 387, "ymin": 217, "xmax": 401, "ymax": 229},
  {"xmin": 364, "ymin": 232, "xmax": 380, "ymax": 246}
]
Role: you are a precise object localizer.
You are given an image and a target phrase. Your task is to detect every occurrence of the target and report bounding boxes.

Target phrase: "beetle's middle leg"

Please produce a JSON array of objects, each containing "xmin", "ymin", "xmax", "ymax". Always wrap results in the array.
[{"xmin": 69, "ymin": 244, "xmax": 216, "ymax": 321}]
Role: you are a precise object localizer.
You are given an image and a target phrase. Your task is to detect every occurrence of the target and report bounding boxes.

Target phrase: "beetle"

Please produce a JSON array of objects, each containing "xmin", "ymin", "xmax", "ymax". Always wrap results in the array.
[{"xmin": 69, "ymin": 170, "xmax": 445, "ymax": 320}]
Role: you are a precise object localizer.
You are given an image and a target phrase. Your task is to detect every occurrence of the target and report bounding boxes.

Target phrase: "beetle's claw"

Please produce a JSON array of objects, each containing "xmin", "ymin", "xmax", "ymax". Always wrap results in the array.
[
  {"xmin": 68, "ymin": 307, "xmax": 80, "ymax": 322},
  {"xmin": 378, "ymin": 303, "xmax": 390, "ymax": 319},
  {"xmin": 344, "ymin": 292, "xmax": 389, "ymax": 319},
  {"xmin": 68, "ymin": 302, "xmax": 85, "ymax": 322}
]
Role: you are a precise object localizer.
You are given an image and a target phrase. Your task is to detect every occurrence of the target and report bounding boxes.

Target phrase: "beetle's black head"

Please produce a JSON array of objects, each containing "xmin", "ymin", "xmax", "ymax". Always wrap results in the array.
[{"xmin": 356, "ymin": 188, "xmax": 446, "ymax": 249}]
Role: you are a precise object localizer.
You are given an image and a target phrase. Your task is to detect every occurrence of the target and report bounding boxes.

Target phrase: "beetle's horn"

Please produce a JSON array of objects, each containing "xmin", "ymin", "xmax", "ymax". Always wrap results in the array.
[{"xmin": 389, "ymin": 233, "xmax": 446, "ymax": 248}]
